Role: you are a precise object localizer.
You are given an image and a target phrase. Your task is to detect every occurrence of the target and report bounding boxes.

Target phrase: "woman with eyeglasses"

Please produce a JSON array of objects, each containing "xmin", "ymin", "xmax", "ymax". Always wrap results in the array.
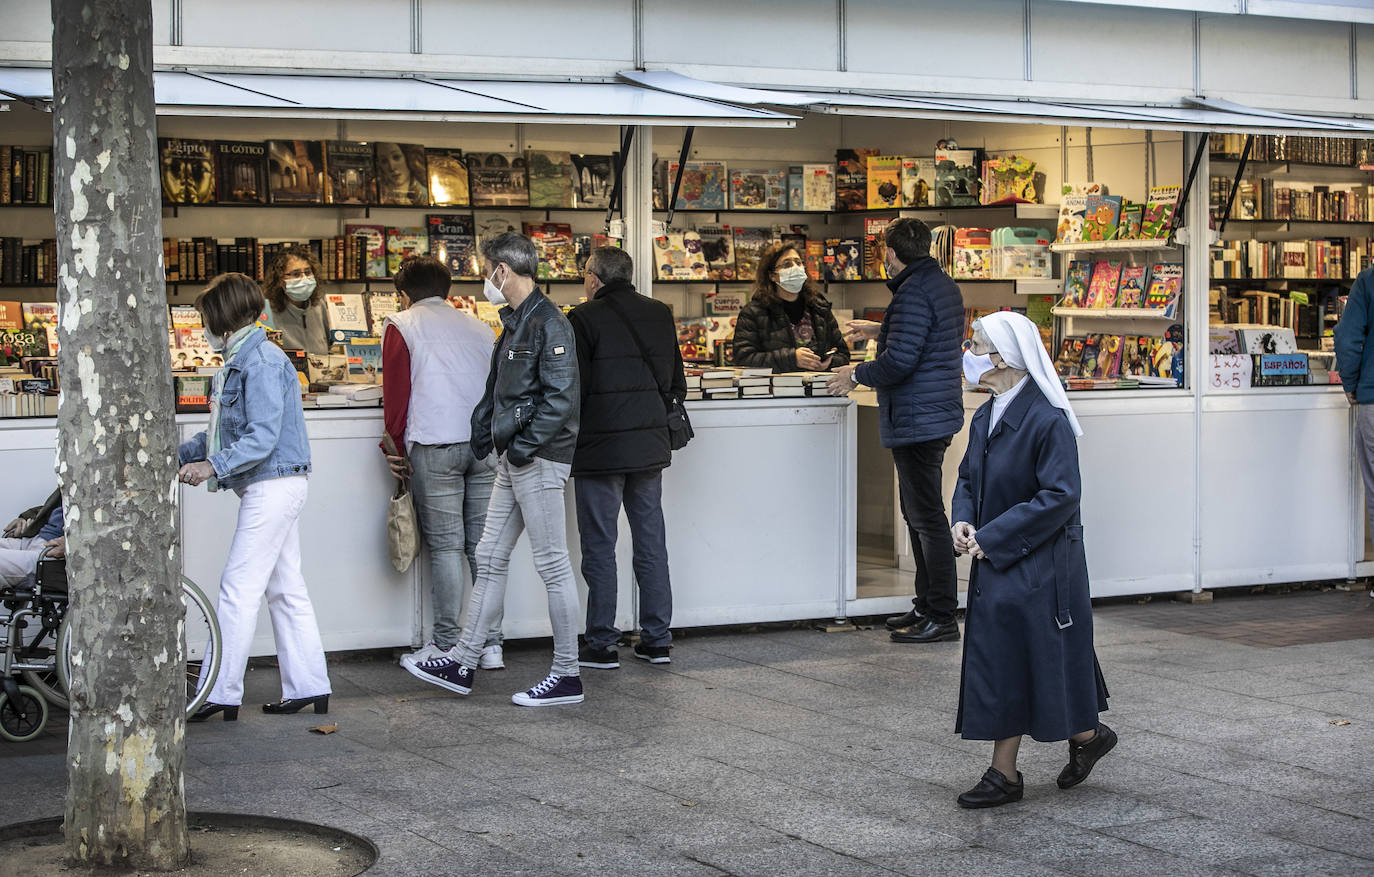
[
  {"xmin": 264, "ymin": 245, "xmax": 331, "ymax": 355},
  {"xmin": 731, "ymin": 243, "xmax": 851, "ymax": 374}
]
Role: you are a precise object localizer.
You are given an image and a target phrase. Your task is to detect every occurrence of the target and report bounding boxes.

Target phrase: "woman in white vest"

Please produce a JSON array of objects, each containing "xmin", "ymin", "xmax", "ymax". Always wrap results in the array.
[{"xmin": 380, "ymin": 256, "xmax": 505, "ymax": 670}]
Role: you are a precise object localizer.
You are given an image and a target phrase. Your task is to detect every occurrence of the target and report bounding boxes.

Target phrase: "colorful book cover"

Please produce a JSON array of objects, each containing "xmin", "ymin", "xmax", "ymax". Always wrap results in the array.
[
  {"xmin": 835, "ymin": 149, "xmax": 878, "ymax": 212},
  {"xmin": 1118, "ymin": 201, "xmax": 1144, "ymax": 240},
  {"xmin": 266, "ymin": 140, "xmax": 325, "ymax": 205},
  {"xmin": 676, "ymin": 317, "xmax": 711, "ymax": 362},
  {"xmin": 425, "ymin": 148, "xmax": 469, "ymax": 207},
  {"xmin": 384, "ymin": 226, "xmax": 429, "ymax": 277},
  {"xmin": 345, "ymin": 223, "xmax": 387, "ymax": 279},
  {"xmin": 1082, "ymin": 195, "xmax": 1123, "ymax": 242},
  {"xmin": 802, "ymin": 163, "xmax": 836, "ymax": 211},
  {"xmin": 1055, "ymin": 337, "xmax": 1085, "ymax": 378},
  {"xmin": 323, "ymin": 293, "xmax": 369, "ymax": 346},
  {"xmin": 900, "ymin": 157, "xmax": 936, "ymax": 208},
  {"xmin": 697, "ymin": 225, "xmax": 736, "ymax": 281},
  {"xmin": 1142, "ymin": 185, "xmax": 1182, "ymax": 239},
  {"xmin": 344, "ymin": 338, "xmax": 383, "ymax": 383},
  {"xmin": 158, "ymin": 138, "xmax": 216, "ymax": 205},
  {"xmin": 653, "ymin": 232, "xmax": 691, "ymax": 281},
  {"xmin": 523, "ymin": 222, "xmax": 580, "ymax": 279},
  {"xmin": 953, "ymin": 228, "xmax": 993, "ymax": 280},
  {"xmin": 374, "ymin": 142, "xmax": 430, "ymax": 206},
  {"xmin": 466, "ymin": 152, "xmax": 529, "ymax": 207},
  {"xmin": 862, "ymin": 217, "xmax": 889, "ymax": 280},
  {"xmin": 571, "ymin": 154, "xmax": 614, "ymax": 209},
  {"xmin": 981, "ymin": 154, "xmax": 1038, "ymax": 204},
  {"xmin": 214, "ymin": 140, "xmax": 267, "ymax": 205},
  {"xmin": 787, "ymin": 166, "xmax": 804, "ymax": 211},
  {"xmin": 865, "ymin": 156, "xmax": 903, "ymax": 209},
  {"xmin": 933, "ymin": 148, "xmax": 982, "ymax": 207},
  {"xmin": 805, "ymin": 239, "xmax": 825, "ymax": 280},
  {"xmin": 1078, "ymin": 334, "xmax": 1102, "ymax": 378},
  {"xmin": 823, "ymin": 238, "xmax": 862, "ymax": 282},
  {"xmin": 1085, "ymin": 260, "xmax": 1124, "ymax": 308},
  {"xmin": 668, "ymin": 160, "xmax": 728, "ymax": 210},
  {"xmin": 428, "ymin": 214, "xmax": 480, "ymax": 279},
  {"xmin": 21, "ymin": 303, "xmax": 58, "ymax": 355},
  {"xmin": 324, "ymin": 140, "xmax": 376, "ymax": 205},
  {"xmin": 1115, "ymin": 265, "xmax": 1149, "ymax": 308},
  {"xmin": 526, "ymin": 150, "xmax": 577, "ymax": 208},
  {"xmin": 1094, "ymin": 334, "xmax": 1124, "ymax": 378},
  {"xmin": 364, "ymin": 292, "xmax": 401, "ymax": 334},
  {"xmin": 1121, "ymin": 336, "xmax": 1151, "ymax": 376},
  {"xmin": 1055, "ymin": 182, "xmax": 1105, "ymax": 244},
  {"xmin": 730, "ymin": 168, "xmax": 787, "ymax": 210},
  {"xmin": 731, "ymin": 228, "xmax": 770, "ymax": 282},
  {"xmin": 1144, "ymin": 263, "xmax": 1184, "ymax": 314}
]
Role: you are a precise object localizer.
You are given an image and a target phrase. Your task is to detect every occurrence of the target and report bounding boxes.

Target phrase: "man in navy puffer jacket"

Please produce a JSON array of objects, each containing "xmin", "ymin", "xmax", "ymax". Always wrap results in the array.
[{"xmin": 830, "ymin": 218, "xmax": 965, "ymax": 644}]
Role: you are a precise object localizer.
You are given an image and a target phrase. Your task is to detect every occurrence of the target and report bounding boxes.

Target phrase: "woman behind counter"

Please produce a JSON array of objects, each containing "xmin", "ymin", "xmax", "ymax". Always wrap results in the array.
[
  {"xmin": 264, "ymin": 245, "xmax": 331, "ymax": 355},
  {"xmin": 951, "ymin": 311, "xmax": 1115, "ymax": 809},
  {"xmin": 732, "ymin": 244, "xmax": 850, "ymax": 374}
]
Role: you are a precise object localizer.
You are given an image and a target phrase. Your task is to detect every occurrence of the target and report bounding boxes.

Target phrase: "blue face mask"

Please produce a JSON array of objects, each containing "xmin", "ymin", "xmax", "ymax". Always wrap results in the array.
[{"xmin": 284, "ymin": 276, "xmax": 316, "ymax": 302}]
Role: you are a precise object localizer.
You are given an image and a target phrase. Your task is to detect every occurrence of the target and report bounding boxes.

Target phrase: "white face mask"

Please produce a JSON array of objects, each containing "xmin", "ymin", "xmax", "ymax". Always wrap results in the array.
[
  {"xmin": 776, "ymin": 265, "xmax": 807, "ymax": 294},
  {"xmin": 963, "ymin": 350, "xmax": 996, "ymax": 385},
  {"xmin": 204, "ymin": 327, "xmax": 226, "ymax": 353},
  {"xmin": 483, "ymin": 267, "xmax": 508, "ymax": 306},
  {"xmin": 284, "ymin": 276, "xmax": 317, "ymax": 302}
]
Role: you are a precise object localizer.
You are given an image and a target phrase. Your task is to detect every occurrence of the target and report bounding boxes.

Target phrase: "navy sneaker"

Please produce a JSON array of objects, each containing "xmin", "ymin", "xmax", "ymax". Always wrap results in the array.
[
  {"xmin": 633, "ymin": 642, "xmax": 671, "ymax": 664},
  {"xmin": 578, "ymin": 644, "xmax": 620, "ymax": 670},
  {"xmin": 403, "ymin": 648, "xmax": 475, "ymax": 695},
  {"xmin": 511, "ymin": 673, "xmax": 584, "ymax": 707}
]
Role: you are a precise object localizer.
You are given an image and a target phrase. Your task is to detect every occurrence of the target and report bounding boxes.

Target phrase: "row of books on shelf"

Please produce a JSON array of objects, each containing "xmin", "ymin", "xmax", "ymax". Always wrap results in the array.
[
  {"xmin": 1209, "ymin": 134, "xmax": 1373, "ymax": 168},
  {"xmin": 1209, "ymin": 284, "xmax": 1329, "ymax": 335},
  {"xmin": 0, "ymin": 237, "xmax": 57, "ymax": 285},
  {"xmin": 1057, "ymin": 260, "xmax": 1183, "ymax": 314},
  {"xmin": 657, "ymin": 147, "xmax": 1040, "ymax": 213},
  {"xmin": 1210, "ymin": 176, "xmax": 1374, "ymax": 223},
  {"xmin": 1054, "ymin": 334, "xmax": 1180, "ymax": 386},
  {"xmin": 681, "ymin": 367, "xmax": 834, "ymax": 400},
  {"xmin": 153, "ymin": 138, "xmax": 616, "ymax": 209},
  {"xmin": 0, "ymin": 146, "xmax": 51, "ymax": 206},
  {"xmin": 1055, "ymin": 183, "xmax": 1179, "ymax": 244},
  {"xmin": 1209, "ymin": 238, "xmax": 1373, "ymax": 280},
  {"xmin": 935, "ymin": 225, "xmax": 1052, "ymax": 280}
]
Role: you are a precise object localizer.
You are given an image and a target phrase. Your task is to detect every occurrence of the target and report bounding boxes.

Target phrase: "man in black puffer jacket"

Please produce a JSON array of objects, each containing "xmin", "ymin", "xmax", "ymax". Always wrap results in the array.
[
  {"xmin": 829, "ymin": 218, "xmax": 966, "ymax": 645},
  {"xmin": 567, "ymin": 247, "xmax": 686, "ymax": 669}
]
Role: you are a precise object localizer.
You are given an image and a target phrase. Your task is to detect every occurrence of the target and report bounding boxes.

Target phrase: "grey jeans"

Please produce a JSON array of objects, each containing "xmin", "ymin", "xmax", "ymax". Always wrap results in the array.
[
  {"xmin": 574, "ymin": 471, "xmax": 673, "ymax": 650},
  {"xmin": 408, "ymin": 442, "xmax": 499, "ymax": 650},
  {"xmin": 454, "ymin": 453, "xmax": 580, "ymax": 677},
  {"xmin": 1357, "ymin": 405, "xmax": 1374, "ymax": 541}
]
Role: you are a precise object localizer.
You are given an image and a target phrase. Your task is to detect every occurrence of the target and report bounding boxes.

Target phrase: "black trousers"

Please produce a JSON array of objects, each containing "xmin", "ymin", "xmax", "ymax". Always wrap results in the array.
[{"xmin": 892, "ymin": 436, "xmax": 958, "ymax": 625}]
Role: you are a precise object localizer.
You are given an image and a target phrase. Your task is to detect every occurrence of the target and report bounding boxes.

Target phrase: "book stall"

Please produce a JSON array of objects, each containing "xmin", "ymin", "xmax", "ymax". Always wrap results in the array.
[{"xmin": 3, "ymin": 0, "xmax": 1374, "ymax": 653}]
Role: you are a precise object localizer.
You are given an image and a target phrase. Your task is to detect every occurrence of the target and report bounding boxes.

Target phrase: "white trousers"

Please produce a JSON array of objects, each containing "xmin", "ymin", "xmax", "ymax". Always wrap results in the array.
[
  {"xmin": 209, "ymin": 475, "xmax": 331, "ymax": 706},
  {"xmin": 0, "ymin": 535, "xmax": 45, "ymax": 587}
]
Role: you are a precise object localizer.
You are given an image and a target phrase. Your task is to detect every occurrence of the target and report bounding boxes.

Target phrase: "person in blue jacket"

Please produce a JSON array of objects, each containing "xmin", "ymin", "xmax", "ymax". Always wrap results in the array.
[
  {"xmin": 1333, "ymin": 266, "xmax": 1374, "ymax": 602},
  {"xmin": 950, "ymin": 311, "xmax": 1114, "ymax": 809},
  {"xmin": 829, "ymin": 217, "xmax": 965, "ymax": 644}
]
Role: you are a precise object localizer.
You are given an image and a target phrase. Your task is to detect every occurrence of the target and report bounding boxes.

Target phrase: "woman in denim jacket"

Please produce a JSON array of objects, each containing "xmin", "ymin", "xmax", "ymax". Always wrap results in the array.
[{"xmin": 178, "ymin": 273, "xmax": 331, "ymax": 722}]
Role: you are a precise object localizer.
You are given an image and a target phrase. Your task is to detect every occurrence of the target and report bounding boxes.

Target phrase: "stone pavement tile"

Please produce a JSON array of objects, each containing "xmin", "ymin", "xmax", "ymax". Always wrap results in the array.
[
  {"xmin": 423, "ymin": 738, "xmax": 589, "ymax": 780},
  {"xmin": 1320, "ymin": 671, "xmax": 1374, "ymax": 695},
  {"xmin": 477, "ymin": 715, "xmax": 645, "ymax": 753},
  {"xmin": 186, "ymin": 721, "xmax": 378, "ymax": 766},
  {"xmin": 866, "ymin": 847, "xmax": 1069, "ymax": 877},
  {"xmin": 970, "ymin": 814, "xmax": 1246, "ymax": 877},
  {"xmin": 1263, "ymin": 810, "xmax": 1374, "ymax": 862},
  {"xmin": 362, "ymin": 825, "xmax": 547, "ymax": 877},
  {"xmin": 1099, "ymin": 813, "xmax": 1343, "ymax": 870},
  {"xmin": 1229, "ymin": 849, "xmax": 1374, "ymax": 877},
  {"xmin": 679, "ymin": 835, "xmax": 902, "ymax": 877},
  {"xmin": 1188, "ymin": 667, "xmax": 1345, "ymax": 698},
  {"xmin": 752, "ymin": 800, "xmax": 965, "ymax": 858},
  {"xmin": 1278, "ymin": 689, "xmax": 1374, "ymax": 720},
  {"xmin": 1022, "ymin": 785, "xmax": 1189, "ymax": 830}
]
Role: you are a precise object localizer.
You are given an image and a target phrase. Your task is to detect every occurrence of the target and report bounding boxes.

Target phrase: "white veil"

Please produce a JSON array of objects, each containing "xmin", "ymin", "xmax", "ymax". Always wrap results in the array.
[{"xmin": 974, "ymin": 311, "xmax": 1083, "ymax": 437}]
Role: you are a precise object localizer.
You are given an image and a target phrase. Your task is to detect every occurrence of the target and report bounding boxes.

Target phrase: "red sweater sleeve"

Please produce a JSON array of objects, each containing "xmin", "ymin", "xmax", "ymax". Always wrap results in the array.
[{"xmin": 381, "ymin": 324, "xmax": 411, "ymax": 457}]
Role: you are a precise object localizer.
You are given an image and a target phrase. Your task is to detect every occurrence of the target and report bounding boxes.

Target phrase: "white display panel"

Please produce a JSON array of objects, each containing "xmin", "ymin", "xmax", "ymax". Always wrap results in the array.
[{"xmin": 180, "ymin": 0, "xmax": 413, "ymax": 53}]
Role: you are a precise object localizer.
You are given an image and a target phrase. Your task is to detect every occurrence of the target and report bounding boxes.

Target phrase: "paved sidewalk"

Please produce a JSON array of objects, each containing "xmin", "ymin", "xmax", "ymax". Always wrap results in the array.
[{"xmin": 4, "ymin": 588, "xmax": 1373, "ymax": 876}]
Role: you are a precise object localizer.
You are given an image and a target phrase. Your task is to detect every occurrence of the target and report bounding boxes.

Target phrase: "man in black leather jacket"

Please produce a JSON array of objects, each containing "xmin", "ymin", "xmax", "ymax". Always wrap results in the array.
[{"xmin": 405, "ymin": 232, "xmax": 587, "ymax": 708}]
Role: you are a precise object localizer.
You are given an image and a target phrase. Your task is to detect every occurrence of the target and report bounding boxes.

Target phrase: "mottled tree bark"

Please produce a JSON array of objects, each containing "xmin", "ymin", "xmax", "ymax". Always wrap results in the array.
[{"xmin": 52, "ymin": 0, "xmax": 189, "ymax": 869}]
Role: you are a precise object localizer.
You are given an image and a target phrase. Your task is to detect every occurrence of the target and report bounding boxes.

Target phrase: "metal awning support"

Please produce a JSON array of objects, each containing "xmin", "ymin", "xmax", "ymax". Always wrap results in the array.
[
  {"xmin": 1216, "ymin": 134, "xmax": 1255, "ymax": 237},
  {"xmin": 1169, "ymin": 135, "xmax": 1211, "ymax": 244},
  {"xmin": 663, "ymin": 126, "xmax": 695, "ymax": 227},
  {"xmin": 605, "ymin": 125, "xmax": 636, "ymax": 231}
]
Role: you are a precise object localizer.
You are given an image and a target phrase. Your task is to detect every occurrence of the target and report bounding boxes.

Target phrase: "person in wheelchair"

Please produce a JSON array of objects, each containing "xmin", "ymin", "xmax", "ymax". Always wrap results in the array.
[{"xmin": 0, "ymin": 488, "xmax": 65, "ymax": 588}]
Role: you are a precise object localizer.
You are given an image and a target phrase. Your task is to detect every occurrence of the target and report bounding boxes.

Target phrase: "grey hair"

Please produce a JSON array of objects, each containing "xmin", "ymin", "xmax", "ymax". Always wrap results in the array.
[
  {"xmin": 481, "ymin": 231, "xmax": 539, "ymax": 279},
  {"xmin": 588, "ymin": 246, "xmax": 633, "ymax": 285}
]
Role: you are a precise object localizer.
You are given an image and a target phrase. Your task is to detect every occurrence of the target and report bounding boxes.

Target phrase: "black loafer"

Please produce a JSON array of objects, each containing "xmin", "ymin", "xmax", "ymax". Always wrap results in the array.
[
  {"xmin": 890, "ymin": 619, "xmax": 960, "ymax": 643},
  {"xmin": 188, "ymin": 702, "xmax": 239, "ymax": 723},
  {"xmin": 1057, "ymin": 723, "xmax": 1117, "ymax": 789},
  {"xmin": 262, "ymin": 694, "xmax": 329, "ymax": 715},
  {"xmin": 884, "ymin": 609, "xmax": 923, "ymax": 630},
  {"xmin": 957, "ymin": 767, "xmax": 1024, "ymax": 809}
]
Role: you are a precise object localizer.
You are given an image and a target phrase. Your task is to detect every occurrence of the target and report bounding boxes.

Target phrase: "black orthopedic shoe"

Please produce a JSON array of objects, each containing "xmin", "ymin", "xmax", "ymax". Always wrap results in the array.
[
  {"xmin": 262, "ymin": 694, "xmax": 329, "ymax": 715},
  {"xmin": 188, "ymin": 702, "xmax": 239, "ymax": 723},
  {"xmin": 957, "ymin": 767, "xmax": 1024, "ymax": 809},
  {"xmin": 884, "ymin": 609, "xmax": 923, "ymax": 630},
  {"xmin": 1057, "ymin": 723, "xmax": 1118, "ymax": 789},
  {"xmin": 890, "ymin": 618, "xmax": 960, "ymax": 643}
]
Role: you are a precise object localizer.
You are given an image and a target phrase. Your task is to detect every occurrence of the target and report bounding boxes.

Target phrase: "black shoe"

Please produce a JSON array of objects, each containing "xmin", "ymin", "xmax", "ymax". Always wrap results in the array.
[
  {"xmin": 884, "ymin": 609, "xmax": 923, "ymax": 630},
  {"xmin": 890, "ymin": 619, "xmax": 960, "ymax": 643},
  {"xmin": 262, "ymin": 694, "xmax": 329, "ymax": 715},
  {"xmin": 189, "ymin": 702, "xmax": 239, "ymax": 723},
  {"xmin": 578, "ymin": 644, "xmax": 620, "ymax": 670},
  {"xmin": 633, "ymin": 643, "xmax": 671, "ymax": 664},
  {"xmin": 957, "ymin": 767, "xmax": 1024, "ymax": 809},
  {"xmin": 1057, "ymin": 723, "xmax": 1117, "ymax": 789}
]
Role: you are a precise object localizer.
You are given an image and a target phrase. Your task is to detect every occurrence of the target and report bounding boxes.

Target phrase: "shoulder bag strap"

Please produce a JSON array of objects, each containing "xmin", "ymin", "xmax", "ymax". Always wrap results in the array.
[{"xmin": 601, "ymin": 295, "xmax": 670, "ymax": 399}]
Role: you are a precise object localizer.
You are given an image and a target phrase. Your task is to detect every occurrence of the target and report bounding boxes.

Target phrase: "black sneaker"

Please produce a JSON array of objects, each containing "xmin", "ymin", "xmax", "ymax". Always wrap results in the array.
[
  {"xmin": 578, "ymin": 644, "xmax": 620, "ymax": 670},
  {"xmin": 511, "ymin": 673, "xmax": 584, "ymax": 707},
  {"xmin": 633, "ymin": 643, "xmax": 671, "ymax": 664},
  {"xmin": 403, "ymin": 648, "xmax": 475, "ymax": 695}
]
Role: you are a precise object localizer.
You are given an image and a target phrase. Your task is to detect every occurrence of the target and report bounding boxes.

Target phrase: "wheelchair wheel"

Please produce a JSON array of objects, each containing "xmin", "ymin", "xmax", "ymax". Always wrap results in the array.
[
  {"xmin": 19, "ymin": 665, "xmax": 67, "ymax": 711},
  {"xmin": 57, "ymin": 576, "xmax": 221, "ymax": 717},
  {"xmin": 0, "ymin": 685, "xmax": 48, "ymax": 742}
]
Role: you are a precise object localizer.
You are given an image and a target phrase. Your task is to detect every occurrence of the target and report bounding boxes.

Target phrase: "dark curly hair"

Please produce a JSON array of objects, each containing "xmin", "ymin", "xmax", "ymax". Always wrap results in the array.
[
  {"xmin": 263, "ymin": 245, "xmax": 324, "ymax": 314},
  {"xmin": 750, "ymin": 242, "xmax": 821, "ymax": 307}
]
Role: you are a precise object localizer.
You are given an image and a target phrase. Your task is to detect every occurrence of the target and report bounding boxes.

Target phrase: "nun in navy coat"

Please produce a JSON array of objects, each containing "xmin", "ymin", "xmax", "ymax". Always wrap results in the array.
[{"xmin": 949, "ymin": 312, "xmax": 1115, "ymax": 810}]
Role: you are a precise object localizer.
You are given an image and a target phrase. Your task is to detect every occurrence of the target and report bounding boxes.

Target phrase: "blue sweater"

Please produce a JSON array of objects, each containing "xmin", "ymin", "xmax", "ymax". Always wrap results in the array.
[
  {"xmin": 854, "ymin": 257, "xmax": 965, "ymax": 446},
  {"xmin": 1335, "ymin": 267, "xmax": 1374, "ymax": 403}
]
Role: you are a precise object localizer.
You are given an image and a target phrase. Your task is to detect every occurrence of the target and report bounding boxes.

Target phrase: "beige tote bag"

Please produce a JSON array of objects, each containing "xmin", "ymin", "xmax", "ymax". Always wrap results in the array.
[{"xmin": 381, "ymin": 434, "xmax": 419, "ymax": 573}]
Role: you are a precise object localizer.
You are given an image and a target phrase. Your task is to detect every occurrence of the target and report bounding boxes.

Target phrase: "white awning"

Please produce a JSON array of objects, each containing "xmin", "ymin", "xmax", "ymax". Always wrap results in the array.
[
  {"xmin": 618, "ymin": 70, "xmax": 1374, "ymax": 136},
  {"xmin": 0, "ymin": 68, "xmax": 798, "ymax": 127}
]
